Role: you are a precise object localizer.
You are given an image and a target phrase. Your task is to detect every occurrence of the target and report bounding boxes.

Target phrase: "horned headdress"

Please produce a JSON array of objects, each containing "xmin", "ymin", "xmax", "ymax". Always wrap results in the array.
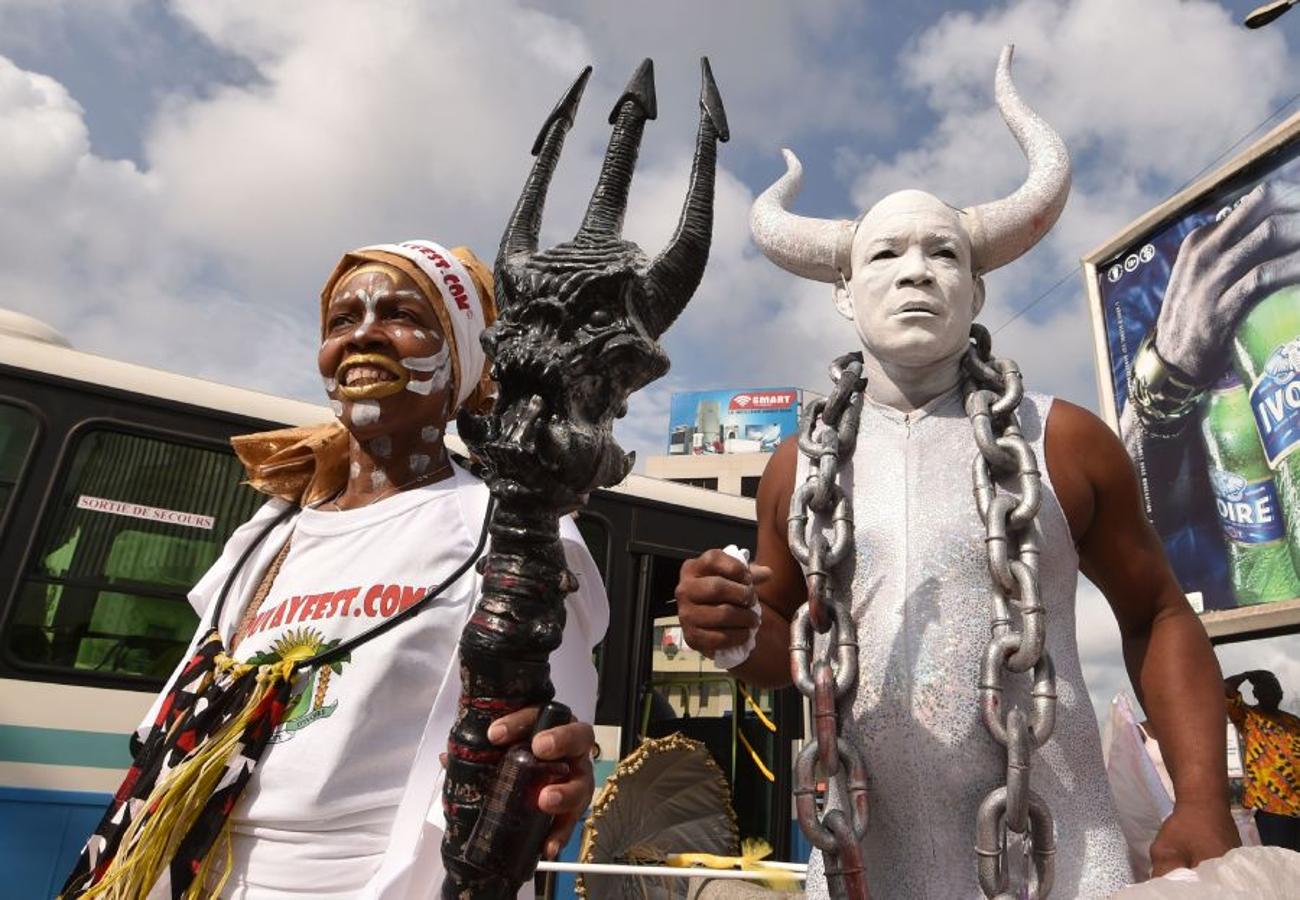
[{"xmin": 750, "ymin": 45, "xmax": 1070, "ymax": 281}]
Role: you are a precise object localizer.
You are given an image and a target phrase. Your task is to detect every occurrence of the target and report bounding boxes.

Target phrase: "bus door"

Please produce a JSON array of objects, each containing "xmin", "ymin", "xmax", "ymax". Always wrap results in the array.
[{"xmin": 623, "ymin": 539, "xmax": 799, "ymax": 861}]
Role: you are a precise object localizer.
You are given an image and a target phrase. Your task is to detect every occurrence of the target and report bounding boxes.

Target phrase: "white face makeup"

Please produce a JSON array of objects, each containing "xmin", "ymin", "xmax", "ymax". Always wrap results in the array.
[
  {"xmin": 318, "ymin": 258, "xmax": 460, "ymax": 502},
  {"xmin": 401, "ymin": 342, "xmax": 452, "ymax": 396},
  {"xmin": 320, "ymin": 263, "xmax": 452, "ymax": 431},
  {"xmin": 351, "ymin": 278, "xmax": 376, "ymax": 341},
  {"xmin": 835, "ymin": 190, "xmax": 982, "ymax": 370},
  {"xmin": 350, "ymin": 399, "xmax": 381, "ymax": 427}
]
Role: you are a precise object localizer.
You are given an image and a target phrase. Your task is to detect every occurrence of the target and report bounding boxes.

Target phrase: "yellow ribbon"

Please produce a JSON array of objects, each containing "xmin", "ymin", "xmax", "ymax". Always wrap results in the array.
[
  {"xmin": 737, "ymin": 727, "xmax": 776, "ymax": 782},
  {"xmin": 666, "ymin": 839, "xmax": 801, "ymax": 889},
  {"xmin": 737, "ymin": 682, "xmax": 776, "ymax": 732}
]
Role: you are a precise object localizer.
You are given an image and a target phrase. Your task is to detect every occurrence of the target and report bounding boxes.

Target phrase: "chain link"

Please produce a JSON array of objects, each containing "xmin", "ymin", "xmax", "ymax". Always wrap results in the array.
[
  {"xmin": 788, "ymin": 351, "xmax": 870, "ymax": 900},
  {"xmin": 789, "ymin": 328, "xmax": 1056, "ymax": 899},
  {"xmin": 964, "ymin": 323, "xmax": 1057, "ymax": 899}
]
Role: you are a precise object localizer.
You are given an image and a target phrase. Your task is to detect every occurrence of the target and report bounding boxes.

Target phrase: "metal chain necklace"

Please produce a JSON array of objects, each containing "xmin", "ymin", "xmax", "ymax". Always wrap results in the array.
[
  {"xmin": 788, "ymin": 323, "xmax": 1057, "ymax": 900},
  {"xmin": 788, "ymin": 350, "xmax": 870, "ymax": 899},
  {"xmin": 963, "ymin": 323, "xmax": 1056, "ymax": 900}
]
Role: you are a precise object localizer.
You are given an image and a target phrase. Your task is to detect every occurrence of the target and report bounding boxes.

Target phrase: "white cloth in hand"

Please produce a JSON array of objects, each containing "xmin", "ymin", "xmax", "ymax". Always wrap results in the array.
[{"xmin": 711, "ymin": 545, "xmax": 761, "ymax": 670}]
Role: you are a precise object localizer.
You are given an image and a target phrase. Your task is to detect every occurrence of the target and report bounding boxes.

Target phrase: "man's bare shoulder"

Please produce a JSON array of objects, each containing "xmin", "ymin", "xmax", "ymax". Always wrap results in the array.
[
  {"xmin": 1044, "ymin": 398, "xmax": 1135, "ymax": 540},
  {"xmin": 766, "ymin": 435, "xmax": 799, "ymax": 478},
  {"xmin": 1045, "ymin": 397, "xmax": 1117, "ymax": 442},
  {"xmin": 1045, "ymin": 398, "xmax": 1132, "ymax": 478},
  {"xmin": 756, "ymin": 436, "xmax": 798, "ymax": 522}
]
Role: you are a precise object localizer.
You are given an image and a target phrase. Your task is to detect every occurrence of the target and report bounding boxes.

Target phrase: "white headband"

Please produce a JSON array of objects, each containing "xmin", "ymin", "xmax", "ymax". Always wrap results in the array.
[{"xmin": 361, "ymin": 240, "xmax": 487, "ymax": 408}]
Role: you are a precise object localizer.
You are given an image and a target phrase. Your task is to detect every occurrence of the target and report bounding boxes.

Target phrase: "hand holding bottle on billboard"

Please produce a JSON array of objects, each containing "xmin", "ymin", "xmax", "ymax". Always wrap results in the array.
[{"xmin": 1156, "ymin": 180, "xmax": 1300, "ymax": 386}]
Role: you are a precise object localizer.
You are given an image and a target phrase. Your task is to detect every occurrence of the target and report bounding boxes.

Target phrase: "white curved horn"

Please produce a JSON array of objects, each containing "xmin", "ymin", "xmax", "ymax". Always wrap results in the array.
[
  {"xmin": 749, "ymin": 149, "xmax": 855, "ymax": 284},
  {"xmin": 962, "ymin": 45, "xmax": 1071, "ymax": 274}
]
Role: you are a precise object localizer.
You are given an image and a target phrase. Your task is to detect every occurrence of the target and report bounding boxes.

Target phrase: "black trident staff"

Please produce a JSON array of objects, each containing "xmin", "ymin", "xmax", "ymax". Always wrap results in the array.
[{"xmin": 440, "ymin": 58, "xmax": 729, "ymax": 898}]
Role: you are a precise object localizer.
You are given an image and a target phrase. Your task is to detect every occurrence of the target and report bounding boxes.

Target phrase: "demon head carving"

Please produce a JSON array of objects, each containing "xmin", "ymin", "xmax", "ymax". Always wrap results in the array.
[{"xmin": 459, "ymin": 59, "xmax": 728, "ymax": 508}]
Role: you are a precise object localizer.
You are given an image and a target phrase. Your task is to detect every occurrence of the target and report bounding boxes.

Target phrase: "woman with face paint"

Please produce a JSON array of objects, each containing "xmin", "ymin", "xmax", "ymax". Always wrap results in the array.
[{"xmin": 62, "ymin": 242, "xmax": 608, "ymax": 900}]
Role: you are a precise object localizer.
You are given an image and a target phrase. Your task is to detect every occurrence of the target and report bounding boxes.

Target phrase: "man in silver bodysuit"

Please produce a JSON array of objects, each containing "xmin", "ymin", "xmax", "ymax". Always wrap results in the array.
[{"xmin": 675, "ymin": 48, "xmax": 1239, "ymax": 898}]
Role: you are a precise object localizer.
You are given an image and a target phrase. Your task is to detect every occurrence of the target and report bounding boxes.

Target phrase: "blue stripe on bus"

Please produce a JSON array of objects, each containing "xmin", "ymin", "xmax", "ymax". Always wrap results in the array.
[
  {"xmin": 0, "ymin": 786, "xmax": 112, "ymax": 899},
  {"xmin": 0, "ymin": 724, "xmax": 132, "ymax": 769}
]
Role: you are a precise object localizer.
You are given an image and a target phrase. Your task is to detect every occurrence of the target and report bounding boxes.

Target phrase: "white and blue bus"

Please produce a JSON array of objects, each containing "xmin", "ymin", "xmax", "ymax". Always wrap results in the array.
[{"xmin": 0, "ymin": 312, "xmax": 805, "ymax": 898}]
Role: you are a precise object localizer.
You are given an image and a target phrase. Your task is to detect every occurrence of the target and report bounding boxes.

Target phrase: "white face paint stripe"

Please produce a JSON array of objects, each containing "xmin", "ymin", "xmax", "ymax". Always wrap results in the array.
[
  {"xmin": 401, "ymin": 342, "xmax": 451, "ymax": 396},
  {"xmin": 330, "ymin": 400, "xmax": 344, "ymax": 417},
  {"xmin": 350, "ymin": 272, "xmax": 391, "ymax": 340},
  {"xmin": 350, "ymin": 399, "xmax": 381, "ymax": 426},
  {"xmin": 400, "ymin": 343, "xmax": 450, "ymax": 372}
]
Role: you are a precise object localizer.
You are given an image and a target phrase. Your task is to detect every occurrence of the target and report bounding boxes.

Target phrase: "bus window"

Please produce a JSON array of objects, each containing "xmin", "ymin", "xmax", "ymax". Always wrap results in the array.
[
  {"xmin": 0, "ymin": 402, "xmax": 38, "ymax": 521},
  {"xmin": 4, "ymin": 428, "xmax": 263, "ymax": 682}
]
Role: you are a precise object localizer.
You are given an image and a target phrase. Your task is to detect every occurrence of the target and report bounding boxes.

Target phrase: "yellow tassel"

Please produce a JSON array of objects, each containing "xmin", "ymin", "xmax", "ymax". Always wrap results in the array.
[
  {"xmin": 666, "ymin": 839, "xmax": 801, "ymax": 891},
  {"xmin": 79, "ymin": 660, "xmax": 293, "ymax": 900},
  {"xmin": 185, "ymin": 819, "xmax": 235, "ymax": 900}
]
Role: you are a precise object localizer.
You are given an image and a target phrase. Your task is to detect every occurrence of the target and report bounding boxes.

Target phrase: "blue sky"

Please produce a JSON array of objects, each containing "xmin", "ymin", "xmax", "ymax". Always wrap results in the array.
[{"xmin": 1, "ymin": 0, "xmax": 1298, "ymax": 724}]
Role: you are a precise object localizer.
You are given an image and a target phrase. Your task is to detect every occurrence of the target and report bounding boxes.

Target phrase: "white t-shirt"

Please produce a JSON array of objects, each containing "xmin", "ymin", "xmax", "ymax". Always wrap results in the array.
[
  {"xmin": 147, "ymin": 462, "xmax": 607, "ymax": 899},
  {"xmin": 223, "ymin": 477, "xmax": 472, "ymax": 895}
]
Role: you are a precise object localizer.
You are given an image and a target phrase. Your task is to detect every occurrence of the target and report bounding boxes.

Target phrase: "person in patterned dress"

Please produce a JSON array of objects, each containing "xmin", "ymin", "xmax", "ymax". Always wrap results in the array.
[{"xmin": 1225, "ymin": 670, "xmax": 1300, "ymax": 850}]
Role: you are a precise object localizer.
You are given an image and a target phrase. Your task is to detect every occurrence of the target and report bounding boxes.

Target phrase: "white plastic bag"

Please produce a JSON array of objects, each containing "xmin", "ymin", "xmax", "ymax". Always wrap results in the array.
[
  {"xmin": 1111, "ymin": 846, "xmax": 1300, "ymax": 898},
  {"xmin": 1104, "ymin": 693, "xmax": 1175, "ymax": 879}
]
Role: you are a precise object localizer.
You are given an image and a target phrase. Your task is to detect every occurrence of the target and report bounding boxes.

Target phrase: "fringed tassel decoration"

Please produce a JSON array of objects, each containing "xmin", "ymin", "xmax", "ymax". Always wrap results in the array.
[{"xmin": 72, "ymin": 657, "xmax": 295, "ymax": 900}]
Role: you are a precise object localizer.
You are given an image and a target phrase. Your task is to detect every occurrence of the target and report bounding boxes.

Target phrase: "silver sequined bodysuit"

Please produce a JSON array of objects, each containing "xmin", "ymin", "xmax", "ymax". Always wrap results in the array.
[{"xmin": 802, "ymin": 387, "xmax": 1133, "ymax": 899}]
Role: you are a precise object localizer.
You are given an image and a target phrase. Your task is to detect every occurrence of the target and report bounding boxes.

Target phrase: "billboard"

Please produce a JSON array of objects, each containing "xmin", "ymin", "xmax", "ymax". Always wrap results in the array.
[
  {"xmin": 668, "ymin": 388, "xmax": 800, "ymax": 455},
  {"xmin": 1083, "ymin": 111, "xmax": 1300, "ymax": 637}
]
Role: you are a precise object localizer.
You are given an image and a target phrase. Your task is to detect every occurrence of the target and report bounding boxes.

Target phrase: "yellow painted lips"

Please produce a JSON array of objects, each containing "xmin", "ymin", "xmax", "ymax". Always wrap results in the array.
[{"xmin": 336, "ymin": 353, "xmax": 410, "ymax": 400}]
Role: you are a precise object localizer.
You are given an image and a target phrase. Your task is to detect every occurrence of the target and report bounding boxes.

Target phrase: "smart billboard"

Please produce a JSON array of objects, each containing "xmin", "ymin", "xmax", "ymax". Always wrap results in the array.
[
  {"xmin": 1083, "ymin": 111, "xmax": 1300, "ymax": 639},
  {"xmin": 667, "ymin": 388, "xmax": 801, "ymax": 455}
]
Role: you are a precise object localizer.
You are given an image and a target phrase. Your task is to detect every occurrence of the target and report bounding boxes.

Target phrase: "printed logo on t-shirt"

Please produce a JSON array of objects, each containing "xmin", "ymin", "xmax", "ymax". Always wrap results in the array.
[
  {"xmin": 241, "ymin": 581, "xmax": 439, "ymax": 742},
  {"xmin": 247, "ymin": 627, "xmax": 351, "ymax": 743},
  {"xmin": 241, "ymin": 582, "xmax": 438, "ymax": 639}
]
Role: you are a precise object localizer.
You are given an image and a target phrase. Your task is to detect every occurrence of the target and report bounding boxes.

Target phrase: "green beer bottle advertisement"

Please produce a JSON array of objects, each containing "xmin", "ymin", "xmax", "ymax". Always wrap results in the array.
[
  {"xmin": 1201, "ymin": 367, "xmax": 1300, "ymax": 605},
  {"xmin": 1232, "ymin": 284, "xmax": 1300, "ymax": 584}
]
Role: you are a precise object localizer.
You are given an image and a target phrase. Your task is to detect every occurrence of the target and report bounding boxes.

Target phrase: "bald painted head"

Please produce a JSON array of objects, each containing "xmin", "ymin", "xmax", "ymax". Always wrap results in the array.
[{"xmin": 831, "ymin": 190, "xmax": 985, "ymax": 369}]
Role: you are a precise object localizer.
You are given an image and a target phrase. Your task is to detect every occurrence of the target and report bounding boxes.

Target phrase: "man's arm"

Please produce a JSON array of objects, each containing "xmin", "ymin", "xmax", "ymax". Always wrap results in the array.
[
  {"xmin": 1047, "ymin": 399, "xmax": 1239, "ymax": 874},
  {"xmin": 1223, "ymin": 671, "xmax": 1258, "ymax": 695},
  {"xmin": 676, "ymin": 437, "xmax": 806, "ymax": 688},
  {"xmin": 1222, "ymin": 672, "xmax": 1256, "ymax": 729}
]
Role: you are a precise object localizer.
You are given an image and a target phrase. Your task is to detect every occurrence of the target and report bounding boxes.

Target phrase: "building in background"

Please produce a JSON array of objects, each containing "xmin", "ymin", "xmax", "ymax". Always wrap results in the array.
[{"xmin": 646, "ymin": 387, "xmax": 819, "ymax": 497}]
